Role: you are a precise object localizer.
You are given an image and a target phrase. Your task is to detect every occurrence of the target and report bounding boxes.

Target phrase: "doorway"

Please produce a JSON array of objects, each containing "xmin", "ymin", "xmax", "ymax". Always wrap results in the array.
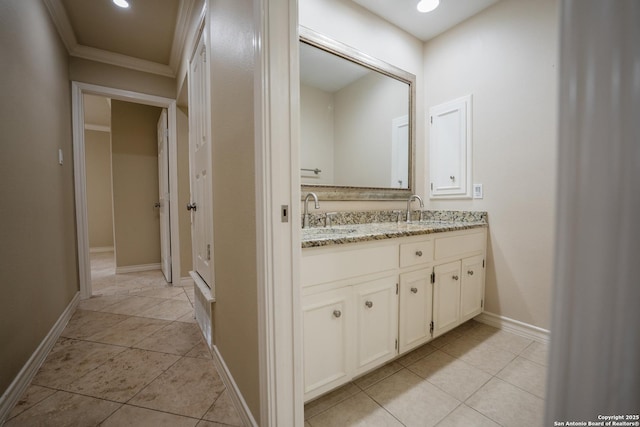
[{"xmin": 72, "ymin": 82, "xmax": 182, "ymax": 299}]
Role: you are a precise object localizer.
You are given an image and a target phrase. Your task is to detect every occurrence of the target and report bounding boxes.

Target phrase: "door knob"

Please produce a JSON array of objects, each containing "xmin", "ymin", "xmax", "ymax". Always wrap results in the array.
[
  {"xmin": 154, "ymin": 202, "xmax": 161, "ymax": 208},
  {"xmin": 187, "ymin": 202, "xmax": 197, "ymax": 211},
  {"xmin": 467, "ymin": 270, "xmax": 474, "ymax": 276},
  {"xmin": 365, "ymin": 301, "xmax": 373, "ymax": 308},
  {"xmin": 415, "ymin": 250, "xmax": 423, "ymax": 257},
  {"xmin": 411, "ymin": 287, "xmax": 418, "ymax": 294},
  {"xmin": 452, "ymin": 275, "xmax": 459, "ymax": 280},
  {"xmin": 333, "ymin": 310, "xmax": 342, "ymax": 318}
]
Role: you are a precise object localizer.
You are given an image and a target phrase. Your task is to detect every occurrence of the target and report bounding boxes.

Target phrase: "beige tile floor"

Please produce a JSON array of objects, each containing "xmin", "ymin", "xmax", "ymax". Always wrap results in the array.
[
  {"xmin": 5, "ymin": 253, "xmax": 243, "ymax": 427},
  {"xmin": 304, "ymin": 320, "xmax": 549, "ymax": 427}
]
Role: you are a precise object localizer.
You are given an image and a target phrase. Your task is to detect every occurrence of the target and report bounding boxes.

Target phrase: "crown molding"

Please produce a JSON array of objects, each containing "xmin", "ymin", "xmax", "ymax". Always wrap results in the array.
[
  {"xmin": 43, "ymin": 0, "xmax": 79, "ymax": 52},
  {"xmin": 73, "ymin": 44, "xmax": 175, "ymax": 77},
  {"xmin": 44, "ymin": 0, "xmax": 177, "ymax": 78},
  {"xmin": 169, "ymin": 0, "xmax": 197, "ymax": 73}
]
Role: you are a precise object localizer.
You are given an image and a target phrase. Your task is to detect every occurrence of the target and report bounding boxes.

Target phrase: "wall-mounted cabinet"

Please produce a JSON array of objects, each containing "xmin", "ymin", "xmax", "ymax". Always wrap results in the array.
[
  {"xmin": 429, "ymin": 95, "xmax": 472, "ymax": 199},
  {"xmin": 301, "ymin": 227, "xmax": 486, "ymax": 402}
]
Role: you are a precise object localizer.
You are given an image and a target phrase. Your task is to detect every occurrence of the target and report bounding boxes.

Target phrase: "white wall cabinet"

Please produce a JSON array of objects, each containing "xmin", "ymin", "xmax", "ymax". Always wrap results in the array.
[
  {"xmin": 302, "ymin": 228, "xmax": 485, "ymax": 402},
  {"xmin": 429, "ymin": 95, "xmax": 473, "ymax": 199}
]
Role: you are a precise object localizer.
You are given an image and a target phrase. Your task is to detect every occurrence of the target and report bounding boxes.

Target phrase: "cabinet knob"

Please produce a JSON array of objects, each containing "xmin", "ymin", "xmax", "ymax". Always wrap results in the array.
[
  {"xmin": 452, "ymin": 275, "xmax": 459, "ymax": 280},
  {"xmin": 333, "ymin": 310, "xmax": 342, "ymax": 318},
  {"xmin": 410, "ymin": 287, "xmax": 418, "ymax": 294},
  {"xmin": 415, "ymin": 250, "xmax": 423, "ymax": 257},
  {"xmin": 467, "ymin": 270, "xmax": 474, "ymax": 276},
  {"xmin": 364, "ymin": 301, "xmax": 373, "ymax": 308}
]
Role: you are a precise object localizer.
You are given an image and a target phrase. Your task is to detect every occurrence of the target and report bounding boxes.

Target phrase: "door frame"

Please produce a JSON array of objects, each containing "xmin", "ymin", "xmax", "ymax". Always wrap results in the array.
[{"xmin": 71, "ymin": 81, "xmax": 181, "ymax": 298}]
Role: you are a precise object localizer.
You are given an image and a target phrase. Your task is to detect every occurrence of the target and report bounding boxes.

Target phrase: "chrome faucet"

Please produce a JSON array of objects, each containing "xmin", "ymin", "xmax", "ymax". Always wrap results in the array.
[
  {"xmin": 303, "ymin": 192, "xmax": 320, "ymax": 228},
  {"xmin": 406, "ymin": 194, "xmax": 424, "ymax": 223}
]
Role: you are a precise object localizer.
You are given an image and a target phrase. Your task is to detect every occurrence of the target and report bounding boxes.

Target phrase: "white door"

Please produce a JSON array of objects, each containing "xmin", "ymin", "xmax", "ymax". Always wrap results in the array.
[
  {"xmin": 354, "ymin": 276, "xmax": 398, "ymax": 375},
  {"xmin": 391, "ymin": 115, "xmax": 409, "ymax": 188},
  {"xmin": 188, "ymin": 30, "xmax": 213, "ymax": 286},
  {"xmin": 302, "ymin": 288, "xmax": 352, "ymax": 401},
  {"xmin": 157, "ymin": 109, "xmax": 172, "ymax": 283},
  {"xmin": 399, "ymin": 268, "xmax": 433, "ymax": 353},
  {"xmin": 433, "ymin": 261, "xmax": 462, "ymax": 337},
  {"xmin": 460, "ymin": 255, "xmax": 485, "ymax": 322}
]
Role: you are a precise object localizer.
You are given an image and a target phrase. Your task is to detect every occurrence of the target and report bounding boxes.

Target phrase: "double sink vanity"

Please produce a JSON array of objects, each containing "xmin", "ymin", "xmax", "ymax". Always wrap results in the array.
[
  {"xmin": 297, "ymin": 25, "xmax": 487, "ymax": 403},
  {"xmin": 300, "ymin": 208, "xmax": 488, "ymax": 401}
]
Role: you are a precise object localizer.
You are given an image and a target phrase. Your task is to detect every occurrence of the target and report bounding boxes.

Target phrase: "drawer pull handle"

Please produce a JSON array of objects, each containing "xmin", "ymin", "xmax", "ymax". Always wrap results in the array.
[
  {"xmin": 410, "ymin": 287, "xmax": 418, "ymax": 294},
  {"xmin": 365, "ymin": 301, "xmax": 373, "ymax": 308},
  {"xmin": 452, "ymin": 275, "xmax": 459, "ymax": 280},
  {"xmin": 415, "ymin": 250, "xmax": 423, "ymax": 257},
  {"xmin": 467, "ymin": 270, "xmax": 474, "ymax": 276},
  {"xmin": 333, "ymin": 310, "xmax": 342, "ymax": 318}
]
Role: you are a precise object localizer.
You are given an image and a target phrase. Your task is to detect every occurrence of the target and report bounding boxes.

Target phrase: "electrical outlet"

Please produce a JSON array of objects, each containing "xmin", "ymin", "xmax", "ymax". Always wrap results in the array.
[{"xmin": 473, "ymin": 184, "xmax": 483, "ymax": 199}]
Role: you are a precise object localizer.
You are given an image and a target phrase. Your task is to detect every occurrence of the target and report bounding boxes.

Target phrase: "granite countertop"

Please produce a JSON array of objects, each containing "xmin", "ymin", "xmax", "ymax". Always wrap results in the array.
[{"xmin": 301, "ymin": 219, "xmax": 487, "ymax": 248}]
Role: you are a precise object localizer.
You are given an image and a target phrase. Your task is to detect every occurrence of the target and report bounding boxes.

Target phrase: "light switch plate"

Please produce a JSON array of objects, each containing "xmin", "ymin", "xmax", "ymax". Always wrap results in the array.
[{"xmin": 473, "ymin": 184, "xmax": 483, "ymax": 199}]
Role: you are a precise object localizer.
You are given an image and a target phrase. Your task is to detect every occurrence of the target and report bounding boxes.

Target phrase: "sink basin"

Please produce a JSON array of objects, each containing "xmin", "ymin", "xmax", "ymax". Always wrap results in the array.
[{"xmin": 302, "ymin": 228, "xmax": 357, "ymax": 238}]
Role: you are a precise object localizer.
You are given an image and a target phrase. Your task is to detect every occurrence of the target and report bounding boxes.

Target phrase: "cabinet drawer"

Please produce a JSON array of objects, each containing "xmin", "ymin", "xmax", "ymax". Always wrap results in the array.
[
  {"xmin": 399, "ymin": 240, "xmax": 433, "ymax": 268},
  {"xmin": 434, "ymin": 231, "xmax": 485, "ymax": 260},
  {"xmin": 301, "ymin": 244, "xmax": 398, "ymax": 287}
]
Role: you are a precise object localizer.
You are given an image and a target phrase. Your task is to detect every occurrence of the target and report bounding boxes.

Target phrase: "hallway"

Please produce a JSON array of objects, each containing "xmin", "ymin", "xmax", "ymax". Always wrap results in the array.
[{"xmin": 4, "ymin": 257, "xmax": 242, "ymax": 426}]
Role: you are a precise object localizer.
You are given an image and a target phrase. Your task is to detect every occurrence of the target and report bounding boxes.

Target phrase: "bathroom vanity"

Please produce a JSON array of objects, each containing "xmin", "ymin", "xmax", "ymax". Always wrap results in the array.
[{"xmin": 301, "ymin": 212, "xmax": 487, "ymax": 401}]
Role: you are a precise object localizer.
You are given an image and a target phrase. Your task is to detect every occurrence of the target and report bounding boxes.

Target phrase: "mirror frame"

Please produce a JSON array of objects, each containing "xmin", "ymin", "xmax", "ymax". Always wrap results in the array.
[{"xmin": 299, "ymin": 26, "xmax": 417, "ymax": 200}]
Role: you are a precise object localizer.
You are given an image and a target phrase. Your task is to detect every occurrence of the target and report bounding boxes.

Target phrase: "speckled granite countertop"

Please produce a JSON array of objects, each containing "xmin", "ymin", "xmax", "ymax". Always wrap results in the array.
[{"xmin": 301, "ymin": 211, "xmax": 487, "ymax": 248}]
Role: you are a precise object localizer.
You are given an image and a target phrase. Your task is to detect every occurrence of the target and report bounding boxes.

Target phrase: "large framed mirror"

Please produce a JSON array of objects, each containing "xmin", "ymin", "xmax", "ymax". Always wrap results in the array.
[{"xmin": 299, "ymin": 27, "xmax": 416, "ymax": 200}]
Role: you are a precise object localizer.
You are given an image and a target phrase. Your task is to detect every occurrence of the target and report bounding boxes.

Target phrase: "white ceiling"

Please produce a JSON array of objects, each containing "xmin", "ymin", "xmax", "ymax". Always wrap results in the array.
[{"xmin": 351, "ymin": 0, "xmax": 500, "ymax": 41}]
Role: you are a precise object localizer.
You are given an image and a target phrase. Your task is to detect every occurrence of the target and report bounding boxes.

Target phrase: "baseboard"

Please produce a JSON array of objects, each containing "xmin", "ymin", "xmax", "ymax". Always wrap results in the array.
[
  {"xmin": 89, "ymin": 246, "xmax": 114, "ymax": 253},
  {"xmin": 115, "ymin": 263, "xmax": 161, "ymax": 274},
  {"xmin": 211, "ymin": 345, "xmax": 258, "ymax": 427},
  {"xmin": 0, "ymin": 292, "xmax": 80, "ymax": 424},
  {"xmin": 474, "ymin": 311, "xmax": 550, "ymax": 343}
]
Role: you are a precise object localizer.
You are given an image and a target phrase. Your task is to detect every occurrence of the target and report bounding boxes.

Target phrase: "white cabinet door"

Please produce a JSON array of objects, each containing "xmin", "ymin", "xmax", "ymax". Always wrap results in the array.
[
  {"xmin": 429, "ymin": 95, "xmax": 472, "ymax": 199},
  {"xmin": 433, "ymin": 261, "xmax": 461, "ymax": 337},
  {"xmin": 354, "ymin": 277, "xmax": 398, "ymax": 375},
  {"xmin": 460, "ymin": 255, "xmax": 485, "ymax": 322},
  {"xmin": 302, "ymin": 288, "xmax": 352, "ymax": 400},
  {"xmin": 399, "ymin": 268, "xmax": 433, "ymax": 353}
]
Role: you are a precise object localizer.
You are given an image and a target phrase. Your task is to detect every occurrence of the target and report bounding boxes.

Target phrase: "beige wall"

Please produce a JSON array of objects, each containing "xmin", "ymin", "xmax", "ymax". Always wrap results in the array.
[
  {"xmin": 0, "ymin": 0, "xmax": 78, "ymax": 394},
  {"xmin": 70, "ymin": 57, "xmax": 176, "ymax": 99},
  {"xmin": 423, "ymin": 0, "xmax": 558, "ymax": 329},
  {"xmin": 85, "ymin": 130, "xmax": 114, "ymax": 249},
  {"xmin": 177, "ymin": 106, "xmax": 193, "ymax": 276},
  {"xmin": 111, "ymin": 100, "xmax": 163, "ymax": 268},
  {"xmin": 208, "ymin": 0, "xmax": 260, "ymax": 420}
]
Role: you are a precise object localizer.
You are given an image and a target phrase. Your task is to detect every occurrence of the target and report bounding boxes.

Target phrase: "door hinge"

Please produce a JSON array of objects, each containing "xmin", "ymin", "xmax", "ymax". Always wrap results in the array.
[
  {"xmin": 483, "ymin": 259, "xmax": 485, "ymax": 268},
  {"xmin": 430, "ymin": 270, "xmax": 435, "ymax": 284},
  {"xmin": 429, "ymin": 321, "xmax": 434, "ymax": 335},
  {"xmin": 206, "ymin": 244, "xmax": 211, "ymax": 261},
  {"xmin": 430, "ymin": 182, "xmax": 433, "ymax": 191},
  {"xmin": 396, "ymin": 283, "xmax": 399, "ymax": 295},
  {"xmin": 481, "ymin": 299, "xmax": 484, "ymax": 308},
  {"xmin": 430, "ymin": 116, "xmax": 433, "ymax": 124},
  {"xmin": 395, "ymin": 339, "xmax": 398, "ymax": 350},
  {"xmin": 201, "ymin": 45, "xmax": 206, "ymax": 62}
]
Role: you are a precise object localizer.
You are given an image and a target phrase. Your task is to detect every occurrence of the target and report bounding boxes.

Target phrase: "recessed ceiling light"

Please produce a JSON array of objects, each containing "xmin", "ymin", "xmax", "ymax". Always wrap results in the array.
[
  {"xmin": 417, "ymin": 0, "xmax": 440, "ymax": 13},
  {"xmin": 113, "ymin": 0, "xmax": 130, "ymax": 8}
]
